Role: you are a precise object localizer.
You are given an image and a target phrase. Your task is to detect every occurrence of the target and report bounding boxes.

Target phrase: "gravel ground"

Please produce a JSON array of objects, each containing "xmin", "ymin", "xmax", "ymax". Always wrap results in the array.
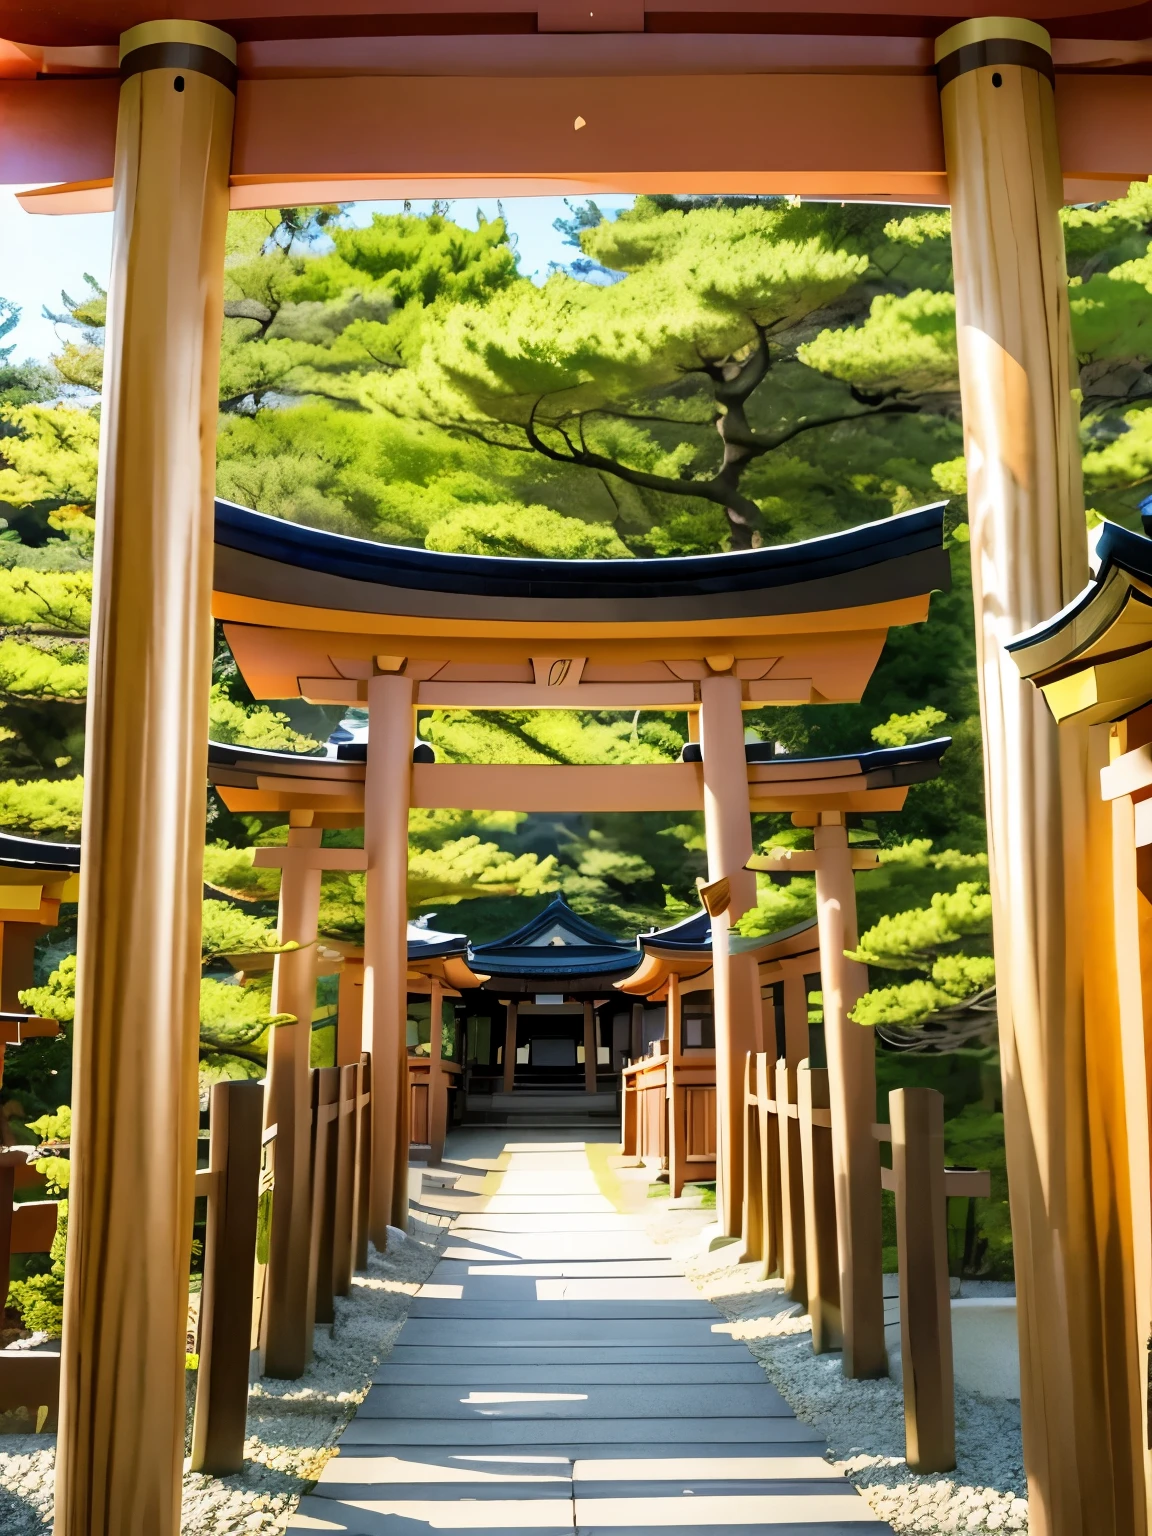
[
  {"xmin": 677, "ymin": 1226, "xmax": 1028, "ymax": 1534},
  {"xmin": 0, "ymin": 1212, "xmax": 445, "ymax": 1534}
]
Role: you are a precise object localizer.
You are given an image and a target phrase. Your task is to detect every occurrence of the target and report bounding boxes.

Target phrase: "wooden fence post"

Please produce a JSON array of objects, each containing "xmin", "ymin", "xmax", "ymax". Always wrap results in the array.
[
  {"xmin": 332, "ymin": 1063, "xmax": 358, "ymax": 1298},
  {"xmin": 890, "ymin": 1086, "xmax": 955, "ymax": 1474},
  {"xmin": 798, "ymin": 1061, "xmax": 841, "ymax": 1354},
  {"xmin": 776, "ymin": 1057, "xmax": 807, "ymax": 1306},
  {"xmin": 309, "ymin": 1067, "xmax": 340, "ymax": 1331},
  {"xmin": 0, "ymin": 1150, "xmax": 17, "ymax": 1313},
  {"xmin": 621, "ymin": 1066, "xmax": 638, "ymax": 1157},
  {"xmin": 742, "ymin": 1053, "xmax": 764, "ymax": 1265},
  {"xmin": 352, "ymin": 1052, "xmax": 372, "ymax": 1271},
  {"xmin": 191, "ymin": 1080, "xmax": 263, "ymax": 1476}
]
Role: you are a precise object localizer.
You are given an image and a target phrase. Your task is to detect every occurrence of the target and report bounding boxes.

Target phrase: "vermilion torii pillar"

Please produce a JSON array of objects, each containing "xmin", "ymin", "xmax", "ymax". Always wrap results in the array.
[
  {"xmin": 55, "ymin": 19, "xmax": 235, "ymax": 1536},
  {"xmin": 363, "ymin": 670, "xmax": 416, "ymax": 1241},
  {"xmin": 698, "ymin": 668, "xmax": 761, "ymax": 1239},
  {"xmin": 251, "ymin": 815, "xmax": 368, "ymax": 1377},
  {"xmin": 939, "ymin": 17, "xmax": 1141, "ymax": 1529}
]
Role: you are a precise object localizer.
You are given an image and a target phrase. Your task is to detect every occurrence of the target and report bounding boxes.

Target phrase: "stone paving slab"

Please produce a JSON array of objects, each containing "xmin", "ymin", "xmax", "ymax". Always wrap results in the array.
[
  {"xmin": 338, "ymin": 1415, "xmax": 831, "ymax": 1446},
  {"xmin": 396, "ymin": 1317, "xmax": 727, "ymax": 1346},
  {"xmin": 374, "ymin": 1362, "xmax": 767, "ymax": 1384},
  {"xmin": 355, "ymin": 1380, "xmax": 795, "ymax": 1419},
  {"xmin": 300, "ymin": 1131, "xmax": 889, "ymax": 1535},
  {"xmin": 384, "ymin": 1344, "xmax": 755, "ymax": 1365},
  {"xmin": 406, "ymin": 1297, "xmax": 719, "ymax": 1319},
  {"xmin": 425, "ymin": 1258, "xmax": 682, "ymax": 1279}
]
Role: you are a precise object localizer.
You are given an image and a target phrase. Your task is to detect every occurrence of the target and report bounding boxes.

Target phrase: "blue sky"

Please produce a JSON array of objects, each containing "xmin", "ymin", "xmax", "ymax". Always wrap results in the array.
[{"xmin": 0, "ymin": 190, "xmax": 634, "ymax": 364}]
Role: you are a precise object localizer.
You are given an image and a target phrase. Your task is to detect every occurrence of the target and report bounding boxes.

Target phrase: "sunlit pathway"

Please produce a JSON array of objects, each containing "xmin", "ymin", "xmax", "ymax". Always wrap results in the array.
[{"xmin": 289, "ymin": 1128, "xmax": 890, "ymax": 1533}]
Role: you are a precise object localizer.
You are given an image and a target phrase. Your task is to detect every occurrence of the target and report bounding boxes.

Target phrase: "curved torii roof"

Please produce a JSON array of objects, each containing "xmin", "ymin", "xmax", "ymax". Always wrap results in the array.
[
  {"xmin": 1009, "ymin": 520, "xmax": 1152, "ymax": 726},
  {"xmin": 213, "ymin": 499, "xmax": 949, "ymax": 713}
]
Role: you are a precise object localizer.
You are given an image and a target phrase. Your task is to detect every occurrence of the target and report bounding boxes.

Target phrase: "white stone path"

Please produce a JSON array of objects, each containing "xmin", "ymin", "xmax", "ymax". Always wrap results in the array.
[{"xmin": 289, "ymin": 1128, "xmax": 891, "ymax": 1533}]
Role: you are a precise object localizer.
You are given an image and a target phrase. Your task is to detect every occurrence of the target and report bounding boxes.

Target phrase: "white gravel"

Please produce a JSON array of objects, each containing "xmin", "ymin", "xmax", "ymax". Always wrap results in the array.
[
  {"xmin": 0, "ymin": 1210, "xmax": 445, "ymax": 1534},
  {"xmin": 680, "ymin": 1231, "xmax": 1028, "ymax": 1534}
]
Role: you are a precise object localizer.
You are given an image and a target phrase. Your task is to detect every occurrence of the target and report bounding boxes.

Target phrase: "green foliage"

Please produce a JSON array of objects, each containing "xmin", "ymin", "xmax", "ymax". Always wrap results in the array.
[
  {"xmin": 849, "ymin": 881, "xmax": 992, "ymax": 970},
  {"xmin": 0, "ymin": 404, "xmax": 99, "ymax": 512},
  {"xmin": 0, "ymin": 638, "xmax": 87, "ymax": 700},
  {"xmin": 200, "ymin": 898, "xmax": 283, "ymax": 961},
  {"xmin": 207, "ymin": 684, "xmax": 319, "ymax": 753},
  {"xmin": 20, "ymin": 954, "xmax": 77, "ymax": 1022},
  {"xmin": 800, "ymin": 290, "xmax": 958, "ymax": 396},
  {"xmin": 0, "ymin": 777, "xmax": 83, "ymax": 834},
  {"xmin": 8, "ymin": 1201, "xmax": 67, "ymax": 1337},
  {"xmin": 0, "ymin": 568, "xmax": 91, "ymax": 632},
  {"xmin": 734, "ymin": 877, "xmax": 817, "ymax": 939},
  {"xmin": 425, "ymin": 503, "xmax": 630, "ymax": 559},
  {"xmin": 870, "ymin": 707, "xmax": 948, "ymax": 749}
]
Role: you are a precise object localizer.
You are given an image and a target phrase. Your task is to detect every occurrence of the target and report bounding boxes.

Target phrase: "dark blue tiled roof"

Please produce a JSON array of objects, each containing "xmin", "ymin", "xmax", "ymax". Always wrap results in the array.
[
  {"xmin": 680, "ymin": 738, "xmax": 951, "ymax": 771},
  {"xmin": 1008, "ymin": 519, "xmax": 1152, "ymax": 654},
  {"xmin": 0, "ymin": 832, "xmax": 80, "ymax": 873},
  {"xmin": 469, "ymin": 896, "xmax": 640, "ymax": 978}
]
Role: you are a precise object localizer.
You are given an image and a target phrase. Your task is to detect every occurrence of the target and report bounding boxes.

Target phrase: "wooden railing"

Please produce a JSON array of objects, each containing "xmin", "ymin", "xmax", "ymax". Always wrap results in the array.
[
  {"xmin": 621, "ymin": 1045, "xmax": 717, "ymax": 1195},
  {"xmin": 742, "ymin": 1051, "xmax": 840, "ymax": 1349},
  {"xmin": 0, "ymin": 1050, "xmax": 376, "ymax": 1468},
  {"xmin": 742, "ymin": 1058, "xmax": 991, "ymax": 1475},
  {"xmin": 408, "ymin": 1055, "xmax": 461, "ymax": 1163}
]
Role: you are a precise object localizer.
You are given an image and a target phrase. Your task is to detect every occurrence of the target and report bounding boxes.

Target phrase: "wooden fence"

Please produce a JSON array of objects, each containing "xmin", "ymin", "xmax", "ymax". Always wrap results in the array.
[
  {"xmin": 0, "ymin": 1051, "xmax": 376, "ymax": 1469},
  {"xmin": 742, "ymin": 1057, "xmax": 991, "ymax": 1471},
  {"xmin": 621, "ymin": 1043, "xmax": 717, "ymax": 1195}
]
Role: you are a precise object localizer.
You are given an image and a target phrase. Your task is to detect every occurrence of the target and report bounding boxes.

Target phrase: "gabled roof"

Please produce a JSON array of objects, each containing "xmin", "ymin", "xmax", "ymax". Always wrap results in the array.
[{"xmin": 469, "ymin": 896, "xmax": 640, "ymax": 980}]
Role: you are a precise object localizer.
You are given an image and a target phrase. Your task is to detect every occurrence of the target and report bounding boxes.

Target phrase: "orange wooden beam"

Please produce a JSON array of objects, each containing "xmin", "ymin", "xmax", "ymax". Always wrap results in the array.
[{"xmin": 8, "ymin": 72, "xmax": 1152, "ymax": 206}]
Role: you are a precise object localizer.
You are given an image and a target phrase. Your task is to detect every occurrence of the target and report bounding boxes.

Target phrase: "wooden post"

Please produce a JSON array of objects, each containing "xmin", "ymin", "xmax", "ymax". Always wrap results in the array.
[
  {"xmin": 814, "ymin": 813, "xmax": 886, "ymax": 1378},
  {"xmin": 261, "ymin": 818, "xmax": 322, "ymax": 1380},
  {"xmin": 583, "ymin": 1000, "xmax": 598, "ymax": 1095},
  {"xmin": 427, "ymin": 979, "xmax": 448, "ymax": 1163},
  {"xmin": 308, "ymin": 1067, "xmax": 340, "ymax": 1331},
  {"xmin": 0, "ymin": 923, "xmax": 38, "ymax": 1013},
  {"xmin": 939, "ymin": 21, "xmax": 1143, "ymax": 1529},
  {"xmin": 191, "ymin": 1081, "xmax": 263, "ymax": 1476},
  {"xmin": 351, "ymin": 1052, "xmax": 372, "ymax": 1272},
  {"xmin": 777, "ymin": 971, "xmax": 809, "ymax": 1304},
  {"xmin": 363, "ymin": 671, "xmax": 415, "ymax": 1242},
  {"xmin": 1109, "ymin": 732, "xmax": 1152, "ymax": 1516},
  {"xmin": 621, "ymin": 1066, "xmax": 638, "ymax": 1156},
  {"xmin": 776, "ymin": 1057, "xmax": 807, "ymax": 1306},
  {"xmin": 758, "ymin": 1051, "xmax": 783, "ymax": 1278},
  {"xmin": 742, "ymin": 1053, "xmax": 765, "ymax": 1267},
  {"xmin": 336, "ymin": 957, "xmax": 364, "ymax": 1069},
  {"xmin": 699, "ymin": 671, "xmax": 760, "ymax": 1238},
  {"xmin": 332, "ymin": 1062, "xmax": 357, "ymax": 1298},
  {"xmin": 503, "ymin": 999, "xmax": 519, "ymax": 1093},
  {"xmin": 630, "ymin": 1000, "xmax": 644, "ymax": 1063},
  {"xmin": 797, "ymin": 1061, "xmax": 841, "ymax": 1355},
  {"xmin": 54, "ymin": 21, "xmax": 235, "ymax": 1536},
  {"xmin": 890, "ymin": 1087, "xmax": 955, "ymax": 1474},
  {"xmin": 0, "ymin": 1154, "xmax": 15, "ymax": 1314}
]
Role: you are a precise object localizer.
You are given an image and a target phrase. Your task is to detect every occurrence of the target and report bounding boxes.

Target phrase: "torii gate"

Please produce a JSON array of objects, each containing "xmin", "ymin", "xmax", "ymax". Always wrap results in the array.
[
  {"xmin": 208, "ymin": 696, "xmax": 950, "ymax": 1384},
  {"xmin": 0, "ymin": 5, "xmax": 1138, "ymax": 1530}
]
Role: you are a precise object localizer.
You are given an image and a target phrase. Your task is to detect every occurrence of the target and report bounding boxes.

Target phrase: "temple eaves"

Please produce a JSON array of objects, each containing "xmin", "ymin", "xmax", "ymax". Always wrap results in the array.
[{"xmin": 1008, "ymin": 519, "xmax": 1152, "ymax": 726}]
